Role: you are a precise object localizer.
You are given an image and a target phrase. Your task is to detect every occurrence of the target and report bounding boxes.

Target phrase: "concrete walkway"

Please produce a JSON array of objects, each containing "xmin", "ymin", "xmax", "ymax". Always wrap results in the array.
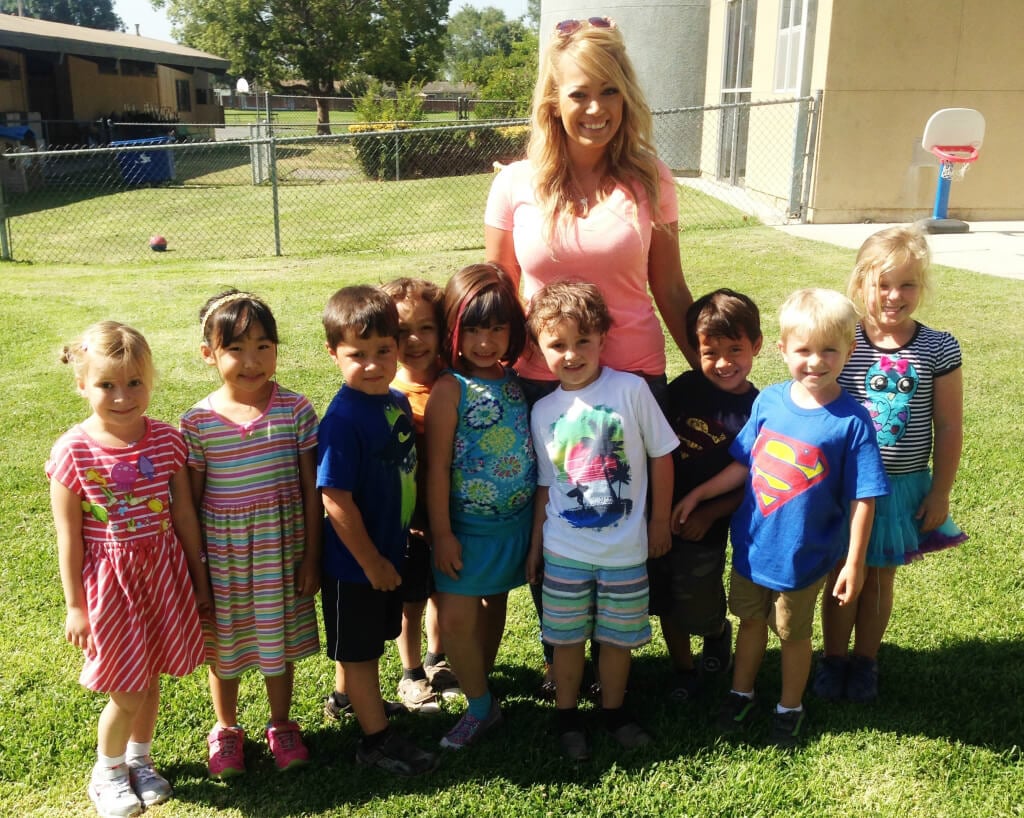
[{"xmin": 775, "ymin": 221, "xmax": 1024, "ymax": 281}]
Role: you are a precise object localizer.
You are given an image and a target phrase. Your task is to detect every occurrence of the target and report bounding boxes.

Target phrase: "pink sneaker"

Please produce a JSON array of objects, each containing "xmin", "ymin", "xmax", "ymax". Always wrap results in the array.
[
  {"xmin": 265, "ymin": 721, "xmax": 309, "ymax": 771},
  {"xmin": 207, "ymin": 725, "xmax": 246, "ymax": 779}
]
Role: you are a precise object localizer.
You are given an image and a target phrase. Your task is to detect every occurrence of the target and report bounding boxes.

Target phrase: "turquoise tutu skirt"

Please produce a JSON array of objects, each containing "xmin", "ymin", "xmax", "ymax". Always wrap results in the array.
[{"xmin": 867, "ymin": 470, "xmax": 968, "ymax": 567}]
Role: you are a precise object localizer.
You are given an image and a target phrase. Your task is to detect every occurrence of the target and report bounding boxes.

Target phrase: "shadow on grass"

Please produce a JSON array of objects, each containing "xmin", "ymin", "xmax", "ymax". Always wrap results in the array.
[{"xmin": 162, "ymin": 638, "xmax": 1023, "ymax": 814}]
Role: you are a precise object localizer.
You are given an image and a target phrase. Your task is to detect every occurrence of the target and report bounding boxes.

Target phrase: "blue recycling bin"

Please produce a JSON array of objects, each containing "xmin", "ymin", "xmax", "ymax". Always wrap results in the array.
[{"xmin": 110, "ymin": 136, "xmax": 175, "ymax": 184}]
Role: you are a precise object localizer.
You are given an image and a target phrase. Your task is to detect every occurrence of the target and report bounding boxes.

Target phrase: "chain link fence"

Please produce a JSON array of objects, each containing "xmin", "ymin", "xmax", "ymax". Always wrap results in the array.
[{"xmin": 0, "ymin": 97, "xmax": 817, "ymax": 264}]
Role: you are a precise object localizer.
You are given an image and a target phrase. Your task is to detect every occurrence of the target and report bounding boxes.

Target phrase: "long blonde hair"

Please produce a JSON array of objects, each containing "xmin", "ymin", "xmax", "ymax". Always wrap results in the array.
[{"xmin": 528, "ymin": 22, "xmax": 662, "ymax": 241}]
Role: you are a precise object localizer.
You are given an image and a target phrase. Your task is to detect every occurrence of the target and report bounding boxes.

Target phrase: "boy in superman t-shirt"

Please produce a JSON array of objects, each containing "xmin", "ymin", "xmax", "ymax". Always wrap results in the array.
[{"xmin": 673, "ymin": 288, "xmax": 888, "ymax": 748}]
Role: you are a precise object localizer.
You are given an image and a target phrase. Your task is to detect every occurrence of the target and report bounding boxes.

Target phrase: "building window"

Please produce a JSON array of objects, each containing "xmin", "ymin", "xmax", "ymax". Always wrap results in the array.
[
  {"xmin": 196, "ymin": 88, "xmax": 209, "ymax": 105},
  {"xmin": 95, "ymin": 57, "xmax": 118, "ymax": 75},
  {"xmin": 176, "ymin": 79, "xmax": 192, "ymax": 112},
  {"xmin": 774, "ymin": 0, "xmax": 807, "ymax": 93}
]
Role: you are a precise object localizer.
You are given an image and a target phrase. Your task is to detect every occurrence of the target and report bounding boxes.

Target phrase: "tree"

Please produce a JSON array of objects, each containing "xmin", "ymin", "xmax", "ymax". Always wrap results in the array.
[
  {"xmin": 443, "ymin": 5, "xmax": 528, "ymax": 85},
  {"xmin": 0, "ymin": 0, "xmax": 123, "ymax": 30},
  {"xmin": 473, "ymin": 27, "xmax": 537, "ymax": 119},
  {"xmin": 156, "ymin": 0, "xmax": 446, "ymax": 134}
]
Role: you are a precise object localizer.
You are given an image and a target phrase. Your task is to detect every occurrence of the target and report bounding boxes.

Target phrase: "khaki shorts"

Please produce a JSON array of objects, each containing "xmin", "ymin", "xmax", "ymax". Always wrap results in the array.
[{"xmin": 727, "ymin": 569, "xmax": 826, "ymax": 641}]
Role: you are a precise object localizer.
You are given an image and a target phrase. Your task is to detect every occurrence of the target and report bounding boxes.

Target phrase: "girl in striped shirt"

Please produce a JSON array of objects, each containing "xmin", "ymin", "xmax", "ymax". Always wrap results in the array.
[
  {"xmin": 815, "ymin": 226, "xmax": 967, "ymax": 704},
  {"xmin": 181, "ymin": 291, "xmax": 321, "ymax": 778},
  {"xmin": 48, "ymin": 321, "xmax": 209, "ymax": 818}
]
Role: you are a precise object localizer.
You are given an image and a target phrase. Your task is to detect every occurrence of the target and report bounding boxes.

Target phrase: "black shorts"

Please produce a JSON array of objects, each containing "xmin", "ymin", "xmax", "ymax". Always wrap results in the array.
[
  {"xmin": 400, "ymin": 533, "xmax": 434, "ymax": 604},
  {"xmin": 321, "ymin": 578, "xmax": 403, "ymax": 663},
  {"xmin": 647, "ymin": 534, "xmax": 728, "ymax": 637}
]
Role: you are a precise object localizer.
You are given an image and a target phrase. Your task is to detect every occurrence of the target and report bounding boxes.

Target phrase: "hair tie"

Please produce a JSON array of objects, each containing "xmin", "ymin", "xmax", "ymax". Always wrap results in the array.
[{"xmin": 201, "ymin": 292, "xmax": 256, "ymax": 336}]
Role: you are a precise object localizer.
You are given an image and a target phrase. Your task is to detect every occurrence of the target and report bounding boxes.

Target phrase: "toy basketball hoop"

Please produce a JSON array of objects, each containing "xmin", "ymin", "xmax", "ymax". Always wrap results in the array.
[{"xmin": 921, "ymin": 108, "xmax": 985, "ymax": 234}]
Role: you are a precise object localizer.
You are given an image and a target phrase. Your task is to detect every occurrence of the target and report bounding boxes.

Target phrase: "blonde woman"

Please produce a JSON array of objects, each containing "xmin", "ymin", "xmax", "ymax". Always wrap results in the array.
[
  {"xmin": 485, "ymin": 15, "xmax": 698, "ymax": 401},
  {"xmin": 485, "ymin": 16, "xmax": 699, "ymax": 699}
]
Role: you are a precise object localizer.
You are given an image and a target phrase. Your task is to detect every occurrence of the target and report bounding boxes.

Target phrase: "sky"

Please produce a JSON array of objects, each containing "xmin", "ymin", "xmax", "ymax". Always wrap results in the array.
[{"xmin": 114, "ymin": 0, "xmax": 531, "ymax": 45}]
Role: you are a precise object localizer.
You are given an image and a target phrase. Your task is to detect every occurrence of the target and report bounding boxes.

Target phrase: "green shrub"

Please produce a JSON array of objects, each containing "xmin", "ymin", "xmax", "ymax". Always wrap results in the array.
[{"xmin": 349, "ymin": 123, "xmax": 529, "ymax": 182}]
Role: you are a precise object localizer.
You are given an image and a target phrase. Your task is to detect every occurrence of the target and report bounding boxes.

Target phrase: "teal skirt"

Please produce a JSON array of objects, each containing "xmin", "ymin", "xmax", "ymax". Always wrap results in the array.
[
  {"xmin": 434, "ymin": 503, "xmax": 531, "ymax": 596},
  {"xmin": 867, "ymin": 470, "xmax": 968, "ymax": 567}
]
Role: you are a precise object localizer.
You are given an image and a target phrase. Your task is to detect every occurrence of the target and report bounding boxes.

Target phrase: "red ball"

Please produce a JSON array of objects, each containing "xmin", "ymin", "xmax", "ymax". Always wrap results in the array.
[{"xmin": 149, "ymin": 235, "xmax": 167, "ymax": 252}]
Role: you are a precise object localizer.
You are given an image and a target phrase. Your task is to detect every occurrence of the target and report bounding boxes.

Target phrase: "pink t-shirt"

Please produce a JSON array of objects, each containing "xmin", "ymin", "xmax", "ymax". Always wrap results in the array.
[{"xmin": 485, "ymin": 158, "xmax": 679, "ymax": 380}]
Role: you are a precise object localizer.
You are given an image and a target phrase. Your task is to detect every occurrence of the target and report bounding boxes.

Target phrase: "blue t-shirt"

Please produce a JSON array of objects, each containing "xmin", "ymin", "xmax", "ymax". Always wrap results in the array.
[
  {"xmin": 728, "ymin": 382, "xmax": 889, "ymax": 591},
  {"xmin": 317, "ymin": 385, "xmax": 416, "ymax": 583}
]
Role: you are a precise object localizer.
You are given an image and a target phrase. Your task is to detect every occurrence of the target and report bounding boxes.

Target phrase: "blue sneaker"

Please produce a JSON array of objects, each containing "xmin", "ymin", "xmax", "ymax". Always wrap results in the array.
[
  {"xmin": 811, "ymin": 655, "xmax": 848, "ymax": 701},
  {"xmin": 845, "ymin": 654, "xmax": 879, "ymax": 703}
]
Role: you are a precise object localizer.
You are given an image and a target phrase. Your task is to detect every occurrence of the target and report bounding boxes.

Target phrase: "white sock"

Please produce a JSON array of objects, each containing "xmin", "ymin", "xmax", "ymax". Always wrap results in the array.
[
  {"xmin": 775, "ymin": 703, "xmax": 803, "ymax": 714},
  {"xmin": 729, "ymin": 689, "xmax": 754, "ymax": 700},
  {"xmin": 126, "ymin": 741, "xmax": 152, "ymax": 763},
  {"xmin": 95, "ymin": 753, "xmax": 126, "ymax": 775}
]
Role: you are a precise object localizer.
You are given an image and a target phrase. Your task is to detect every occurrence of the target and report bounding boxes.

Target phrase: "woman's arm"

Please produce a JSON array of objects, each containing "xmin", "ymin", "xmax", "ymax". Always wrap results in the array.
[
  {"xmin": 485, "ymin": 224, "xmax": 522, "ymax": 290},
  {"xmin": 919, "ymin": 367, "xmax": 964, "ymax": 531},
  {"xmin": 425, "ymin": 375, "xmax": 463, "ymax": 579},
  {"xmin": 648, "ymin": 222, "xmax": 699, "ymax": 370}
]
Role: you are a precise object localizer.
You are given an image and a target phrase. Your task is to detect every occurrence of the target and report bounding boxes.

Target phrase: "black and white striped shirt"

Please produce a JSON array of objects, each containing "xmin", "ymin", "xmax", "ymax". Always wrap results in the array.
[{"xmin": 838, "ymin": 322, "xmax": 962, "ymax": 474}]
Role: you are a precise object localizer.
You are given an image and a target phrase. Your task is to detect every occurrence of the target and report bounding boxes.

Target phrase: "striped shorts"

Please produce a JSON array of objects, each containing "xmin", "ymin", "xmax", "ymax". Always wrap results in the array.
[{"xmin": 541, "ymin": 552, "xmax": 651, "ymax": 649}]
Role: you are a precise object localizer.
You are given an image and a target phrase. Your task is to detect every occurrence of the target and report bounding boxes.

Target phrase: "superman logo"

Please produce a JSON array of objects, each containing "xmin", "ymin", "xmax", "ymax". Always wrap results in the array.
[{"xmin": 750, "ymin": 430, "xmax": 829, "ymax": 515}]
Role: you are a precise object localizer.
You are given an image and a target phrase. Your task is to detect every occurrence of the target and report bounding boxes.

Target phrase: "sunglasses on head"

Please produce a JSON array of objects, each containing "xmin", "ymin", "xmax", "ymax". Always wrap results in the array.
[{"xmin": 555, "ymin": 17, "xmax": 615, "ymax": 37}]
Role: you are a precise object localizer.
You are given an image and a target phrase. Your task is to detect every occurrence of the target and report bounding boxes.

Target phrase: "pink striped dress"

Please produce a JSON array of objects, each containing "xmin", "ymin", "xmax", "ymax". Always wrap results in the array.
[
  {"xmin": 180, "ymin": 383, "xmax": 319, "ymax": 678},
  {"xmin": 46, "ymin": 419, "xmax": 205, "ymax": 693}
]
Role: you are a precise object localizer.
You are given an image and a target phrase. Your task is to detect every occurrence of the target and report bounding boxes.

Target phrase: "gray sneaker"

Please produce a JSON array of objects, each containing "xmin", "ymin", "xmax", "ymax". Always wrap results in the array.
[
  {"xmin": 356, "ymin": 730, "xmax": 440, "ymax": 777},
  {"xmin": 88, "ymin": 764, "xmax": 143, "ymax": 818},
  {"xmin": 397, "ymin": 677, "xmax": 441, "ymax": 714},
  {"xmin": 127, "ymin": 756, "xmax": 172, "ymax": 806},
  {"xmin": 770, "ymin": 707, "xmax": 807, "ymax": 748},
  {"xmin": 718, "ymin": 692, "xmax": 757, "ymax": 733},
  {"xmin": 425, "ymin": 658, "xmax": 462, "ymax": 699}
]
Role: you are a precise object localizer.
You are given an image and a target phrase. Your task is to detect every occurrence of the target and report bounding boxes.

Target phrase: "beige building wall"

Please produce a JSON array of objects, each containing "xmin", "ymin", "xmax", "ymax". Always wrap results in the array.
[
  {"xmin": 702, "ymin": 0, "xmax": 1023, "ymax": 223},
  {"xmin": 0, "ymin": 48, "xmax": 25, "ymax": 110},
  {"xmin": 67, "ymin": 55, "xmax": 159, "ymax": 120},
  {"xmin": 157, "ymin": 66, "xmax": 223, "ymax": 125},
  {"xmin": 809, "ymin": 0, "xmax": 1022, "ymax": 223}
]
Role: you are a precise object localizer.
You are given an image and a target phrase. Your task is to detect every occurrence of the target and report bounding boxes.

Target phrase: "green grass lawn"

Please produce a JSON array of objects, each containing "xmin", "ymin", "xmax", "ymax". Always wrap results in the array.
[{"xmin": 1, "ymin": 228, "xmax": 1022, "ymax": 817}]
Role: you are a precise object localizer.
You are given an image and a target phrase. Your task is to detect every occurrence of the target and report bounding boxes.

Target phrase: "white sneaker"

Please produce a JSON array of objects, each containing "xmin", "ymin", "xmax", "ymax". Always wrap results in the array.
[
  {"xmin": 88, "ymin": 763, "xmax": 143, "ymax": 818},
  {"xmin": 397, "ymin": 676, "xmax": 441, "ymax": 714},
  {"xmin": 128, "ymin": 755, "xmax": 172, "ymax": 806}
]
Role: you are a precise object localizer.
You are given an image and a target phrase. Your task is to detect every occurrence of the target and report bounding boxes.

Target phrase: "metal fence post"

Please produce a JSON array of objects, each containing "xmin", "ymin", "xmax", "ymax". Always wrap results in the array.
[
  {"xmin": 798, "ymin": 90, "xmax": 823, "ymax": 224},
  {"xmin": 0, "ymin": 180, "xmax": 10, "ymax": 261},
  {"xmin": 269, "ymin": 134, "xmax": 281, "ymax": 256},
  {"xmin": 394, "ymin": 132, "xmax": 401, "ymax": 182}
]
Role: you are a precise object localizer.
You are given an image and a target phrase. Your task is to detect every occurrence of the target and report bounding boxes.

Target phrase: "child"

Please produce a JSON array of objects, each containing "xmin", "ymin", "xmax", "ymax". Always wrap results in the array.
[
  {"xmin": 649, "ymin": 289, "xmax": 762, "ymax": 702},
  {"xmin": 675, "ymin": 288, "xmax": 889, "ymax": 747},
  {"xmin": 425, "ymin": 263, "xmax": 536, "ymax": 750},
  {"xmin": 180, "ymin": 290, "xmax": 321, "ymax": 777},
  {"xmin": 815, "ymin": 225, "xmax": 967, "ymax": 703},
  {"xmin": 381, "ymin": 277, "xmax": 458, "ymax": 711},
  {"xmin": 318, "ymin": 285, "xmax": 440, "ymax": 776},
  {"xmin": 48, "ymin": 321, "xmax": 209, "ymax": 818},
  {"xmin": 526, "ymin": 281, "xmax": 678, "ymax": 761}
]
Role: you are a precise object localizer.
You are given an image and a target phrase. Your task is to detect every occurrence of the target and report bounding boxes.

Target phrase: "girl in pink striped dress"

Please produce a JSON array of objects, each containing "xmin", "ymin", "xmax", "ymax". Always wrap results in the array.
[
  {"xmin": 181, "ymin": 290, "xmax": 321, "ymax": 778},
  {"xmin": 48, "ymin": 321, "xmax": 210, "ymax": 818}
]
